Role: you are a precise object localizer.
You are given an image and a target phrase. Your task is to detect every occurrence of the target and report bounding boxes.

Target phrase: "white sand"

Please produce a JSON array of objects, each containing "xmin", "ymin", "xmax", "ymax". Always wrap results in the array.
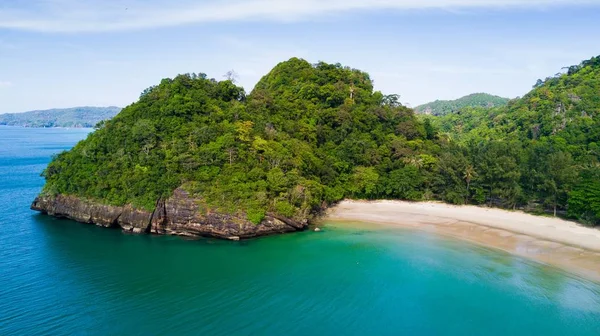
[{"xmin": 325, "ymin": 200, "xmax": 600, "ymax": 281}]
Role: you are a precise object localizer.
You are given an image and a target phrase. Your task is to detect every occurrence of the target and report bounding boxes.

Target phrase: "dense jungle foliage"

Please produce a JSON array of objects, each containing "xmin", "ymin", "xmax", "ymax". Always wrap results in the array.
[
  {"xmin": 433, "ymin": 55, "xmax": 600, "ymax": 225},
  {"xmin": 415, "ymin": 93, "xmax": 509, "ymax": 116},
  {"xmin": 42, "ymin": 58, "xmax": 435, "ymax": 223},
  {"xmin": 42, "ymin": 56, "xmax": 600, "ymax": 226}
]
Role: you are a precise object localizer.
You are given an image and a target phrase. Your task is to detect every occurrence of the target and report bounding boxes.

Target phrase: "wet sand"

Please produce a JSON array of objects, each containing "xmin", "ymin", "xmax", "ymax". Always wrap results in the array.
[{"xmin": 325, "ymin": 200, "xmax": 600, "ymax": 282}]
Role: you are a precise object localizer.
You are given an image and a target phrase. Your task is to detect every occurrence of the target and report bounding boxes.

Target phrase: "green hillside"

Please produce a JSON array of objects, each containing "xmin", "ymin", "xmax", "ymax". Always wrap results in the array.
[
  {"xmin": 40, "ymin": 56, "xmax": 600, "ymax": 226},
  {"xmin": 415, "ymin": 93, "xmax": 510, "ymax": 116},
  {"xmin": 41, "ymin": 59, "xmax": 433, "ymax": 223},
  {"xmin": 433, "ymin": 55, "xmax": 600, "ymax": 223},
  {"xmin": 0, "ymin": 106, "xmax": 121, "ymax": 128}
]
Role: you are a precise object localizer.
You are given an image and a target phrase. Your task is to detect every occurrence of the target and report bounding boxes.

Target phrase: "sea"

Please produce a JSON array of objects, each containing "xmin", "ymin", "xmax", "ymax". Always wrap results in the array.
[{"xmin": 1, "ymin": 126, "xmax": 599, "ymax": 335}]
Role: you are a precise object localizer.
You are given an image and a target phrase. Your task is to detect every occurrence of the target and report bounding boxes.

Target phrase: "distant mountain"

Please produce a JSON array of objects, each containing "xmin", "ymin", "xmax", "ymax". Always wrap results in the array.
[
  {"xmin": 0, "ymin": 106, "xmax": 121, "ymax": 128},
  {"xmin": 415, "ymin": 93, "xmax": 510, "ymax": 116}
]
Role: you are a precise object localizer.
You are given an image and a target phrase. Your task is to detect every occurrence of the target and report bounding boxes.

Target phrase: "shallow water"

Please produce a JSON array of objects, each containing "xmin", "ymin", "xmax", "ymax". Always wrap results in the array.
[{"xmin": 1, "ymin": 126, "xmax": 600, "ymax": 335}]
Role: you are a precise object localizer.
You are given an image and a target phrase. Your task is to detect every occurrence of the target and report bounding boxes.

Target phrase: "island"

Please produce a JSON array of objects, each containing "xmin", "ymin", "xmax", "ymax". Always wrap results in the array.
[
  {"xmin": 0, "ymin": 106, "xmax": 121, "ymax": 128},
  {"xmin": 32, "ymin": 56, "xmax": 600, "ymax": 242}
]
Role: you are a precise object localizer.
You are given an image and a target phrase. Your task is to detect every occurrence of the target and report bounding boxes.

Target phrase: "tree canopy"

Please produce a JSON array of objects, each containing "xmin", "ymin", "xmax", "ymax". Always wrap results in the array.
[
  {"xmin": 432, "ymin": 55, "xmax": 600, "ymax": 224},
  {"xmin": 42, "ymin": 58, "xmax": 432, "ymax": 224}
]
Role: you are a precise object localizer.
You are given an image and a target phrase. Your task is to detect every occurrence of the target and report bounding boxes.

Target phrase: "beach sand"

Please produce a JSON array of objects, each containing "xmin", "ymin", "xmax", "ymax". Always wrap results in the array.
[{"xmin": 324, "ymin": 200, "xmax": 600, "ymax": 282}]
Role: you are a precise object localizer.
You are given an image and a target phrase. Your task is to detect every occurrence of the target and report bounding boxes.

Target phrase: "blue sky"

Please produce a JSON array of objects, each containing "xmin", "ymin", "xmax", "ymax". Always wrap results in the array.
[{"xmin": 0, "ymin": 0, "xmax": 599, "ymax": 113}]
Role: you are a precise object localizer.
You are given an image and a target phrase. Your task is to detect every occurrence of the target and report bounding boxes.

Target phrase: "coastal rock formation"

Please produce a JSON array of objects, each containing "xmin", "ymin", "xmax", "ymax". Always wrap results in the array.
[{"xmin": 31, "ymin": 188, "xmax": 307, "ymax": 239}]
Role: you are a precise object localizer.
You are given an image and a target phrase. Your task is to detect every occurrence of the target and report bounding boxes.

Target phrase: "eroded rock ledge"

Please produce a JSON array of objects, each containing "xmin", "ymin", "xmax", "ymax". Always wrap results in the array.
[{"xmin": 31, "ymin": 188, "xmax": 307, "ymax": 239}]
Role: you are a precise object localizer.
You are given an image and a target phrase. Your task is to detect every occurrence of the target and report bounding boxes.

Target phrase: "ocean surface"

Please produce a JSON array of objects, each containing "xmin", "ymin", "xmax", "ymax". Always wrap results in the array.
[{"xmin": 1, "ymin": 126, "xmax": 600, "ymax": 335}]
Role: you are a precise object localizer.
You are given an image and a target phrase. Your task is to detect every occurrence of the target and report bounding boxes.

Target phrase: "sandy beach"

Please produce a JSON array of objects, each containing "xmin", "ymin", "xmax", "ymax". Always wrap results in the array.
[{"xmin": 325, "ymin": 200, "xmax": 600, "ymax": 281}]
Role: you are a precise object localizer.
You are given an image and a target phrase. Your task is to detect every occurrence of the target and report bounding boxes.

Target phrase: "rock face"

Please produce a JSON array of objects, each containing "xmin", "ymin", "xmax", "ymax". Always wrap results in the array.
[{"xmin": 31, "ymin": 188, "xmax": 308, "ymax": 239}]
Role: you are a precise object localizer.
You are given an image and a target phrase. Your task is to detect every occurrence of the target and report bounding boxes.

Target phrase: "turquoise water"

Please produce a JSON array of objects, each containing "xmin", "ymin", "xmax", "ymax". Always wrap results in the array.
[{"xmin": 1, "ymin": 126, "xmax": 600, "ymax": 335}]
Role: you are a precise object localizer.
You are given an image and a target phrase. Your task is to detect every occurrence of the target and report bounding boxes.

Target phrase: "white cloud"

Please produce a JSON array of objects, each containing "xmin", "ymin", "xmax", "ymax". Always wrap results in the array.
[
  {"xmin": 0, "ymin": 0, "xmax": 597, "ymax": 33},
  {"xmin": 0, "ymin": 81, "xmax": 13, "ymax": 88}
]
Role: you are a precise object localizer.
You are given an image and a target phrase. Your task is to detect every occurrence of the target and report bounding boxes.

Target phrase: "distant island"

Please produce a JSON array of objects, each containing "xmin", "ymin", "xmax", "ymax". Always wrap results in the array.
[
  {"xmin": 32, "ymin": 55, "xmax": 600, "ymax": 241},
  {"xmin": 415, "ymin": 93, "xmax": 510, "ymax": 116},
  {"xmin": 0, "ymin": 106, "xmax": 121, "ymax": 128}
]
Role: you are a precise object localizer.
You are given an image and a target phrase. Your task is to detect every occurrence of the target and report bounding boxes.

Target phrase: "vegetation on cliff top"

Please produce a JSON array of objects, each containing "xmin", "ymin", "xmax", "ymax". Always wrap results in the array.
[
  {"xmin": 0, "ymin": 106, "xmax": 121, "ymax": 128},
  {"xmin": 415, "ymin": 93, "xmax": 510, "ymax": 116},
  {"xmin": 42, "ymin": 56, "xmax": 600, "ymax": 226}
]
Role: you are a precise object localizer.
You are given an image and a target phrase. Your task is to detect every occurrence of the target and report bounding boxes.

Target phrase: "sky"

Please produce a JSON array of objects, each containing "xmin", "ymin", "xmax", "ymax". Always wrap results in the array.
[{"xmin": 0, "ymin": 0, "xmax": 599, "ymax": 113}]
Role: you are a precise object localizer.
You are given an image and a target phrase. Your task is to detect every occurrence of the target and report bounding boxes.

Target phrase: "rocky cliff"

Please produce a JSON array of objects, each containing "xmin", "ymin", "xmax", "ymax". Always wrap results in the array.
[{"xmin": 31, "ymin": 188, "xmax": 308, "ymax": 240}]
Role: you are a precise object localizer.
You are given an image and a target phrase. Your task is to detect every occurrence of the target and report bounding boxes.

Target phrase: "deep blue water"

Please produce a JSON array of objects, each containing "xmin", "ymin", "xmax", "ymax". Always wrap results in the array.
[{"xmin": 1, "ymin": 126, "xmax": 600, "ymax": 335}]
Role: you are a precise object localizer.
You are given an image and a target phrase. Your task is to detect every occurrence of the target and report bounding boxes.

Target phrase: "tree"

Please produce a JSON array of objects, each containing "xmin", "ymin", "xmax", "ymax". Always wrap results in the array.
[
  {"xmin": 542, "ymin": 151, "xmax": 577, "ymax": 216},
  {"xmin": 568, "ymin": 168, "xmax": 600, "ymax": 225},
  {"xmin": 464, "ymin": 164, "xmax": 477, "ymax": 204},
  {"xmin": 224, "ymin": 70, "xmax": 239, "ymax": 83},
  {"xmin": 349, "ymin": 167, "xmax": 379, "ymax": 198},
  {"xmin": 423, "ymin": 118, "xmax": 436, "ymax": 140},
  {"xmin": 382, "ymin": 166, "xmax": 423, "ymax": 200}
]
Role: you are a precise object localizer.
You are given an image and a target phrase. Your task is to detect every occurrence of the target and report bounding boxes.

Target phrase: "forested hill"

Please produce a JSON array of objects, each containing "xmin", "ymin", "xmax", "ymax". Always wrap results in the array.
[
  {"xmin": 415, "ymin": 93, "xmax": 509, "ymax": 116},
  {"xmin": 433, "ymin": 55, "xmax": 600, "ymax": 224},
  {"xmin": 42, "ymin": 58, "xmax": 434, "ymax": 224},
  {"xmin": 0, "ymin": 106, "xmax": 121, "ymax": 128},
  {"xmin": 41, "ymin": 56, "xmax": 600, "ymax": 227}
]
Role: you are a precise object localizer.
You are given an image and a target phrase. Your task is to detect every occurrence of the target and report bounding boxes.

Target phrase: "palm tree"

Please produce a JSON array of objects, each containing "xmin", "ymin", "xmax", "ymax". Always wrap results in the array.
[{"xmin": 464, "ymin": 164, "xmax": 477, "ymax": 204}]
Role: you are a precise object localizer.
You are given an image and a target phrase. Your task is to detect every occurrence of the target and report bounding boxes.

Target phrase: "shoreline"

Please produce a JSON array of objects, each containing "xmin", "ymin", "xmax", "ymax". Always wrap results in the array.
[
  {"xmin": 0, "ymin": 125, "xmax": 93, "ymax": 129},
  {"xmin": 324, "ymin": 200, "xmax": 600, "ymax": 282}
]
